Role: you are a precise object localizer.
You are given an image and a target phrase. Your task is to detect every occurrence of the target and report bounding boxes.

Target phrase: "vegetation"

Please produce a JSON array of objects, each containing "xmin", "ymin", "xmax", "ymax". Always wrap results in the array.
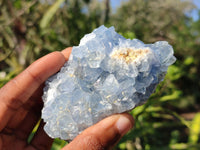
[{"xmin": 0, "ymin": 0, "xmax": 200, "ymax": 149}]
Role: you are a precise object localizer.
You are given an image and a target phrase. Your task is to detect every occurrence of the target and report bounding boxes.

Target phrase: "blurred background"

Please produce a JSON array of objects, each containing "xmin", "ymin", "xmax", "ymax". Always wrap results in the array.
[{"xmin": 0, "ymin": 0, "xmax": 200, "ymax": 149}]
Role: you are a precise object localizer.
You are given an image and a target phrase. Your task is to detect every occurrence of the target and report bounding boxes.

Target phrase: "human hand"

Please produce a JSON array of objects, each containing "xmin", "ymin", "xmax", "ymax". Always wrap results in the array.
[{"xmin": 0, "ymin": 47, "xmax": 134, "ymax": 150}]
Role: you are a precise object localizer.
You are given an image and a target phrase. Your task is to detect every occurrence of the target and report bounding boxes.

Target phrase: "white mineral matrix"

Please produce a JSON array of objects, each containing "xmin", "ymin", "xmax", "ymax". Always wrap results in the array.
[{"xmin": 42, "ymin": 25, "xmax": 176, "ymax": 140}]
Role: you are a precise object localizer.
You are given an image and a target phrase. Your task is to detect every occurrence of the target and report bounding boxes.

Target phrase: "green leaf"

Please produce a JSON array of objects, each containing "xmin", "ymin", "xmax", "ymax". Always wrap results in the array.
[
  {"xmin": 170, "ymin": 111, "xmax": 190, "ymax": 128},
  {"xmin": 170, "ymin": 143, "xmax": 200, "ymax": 150},
  {"xmin": 166, "ymin": 65, "xmax": 182, "ymax": 81},
  {"xmin": 184, "ymin": 56, "xmax": 194, "ymax": 66},
  {"xmin": 40, "ymin": 0, "xmax": 65, "ymax": 29},
  {"xmin": 188, "ymin": 113, "xmax": 200, "ymax": 144},
  {"xmin": 2, "ymin": 30, "xmax": 15, "ymax": 48},
  {"xmin": 118, "ymin": 31, "xmax": 136, "ymax": 39},
  {"xmin": 159, "ymin": 91, "xmax": 182, "ymax": 102},
  {"xmin": 51, "ymin": 139, "xmax": 67, "ymax": 150}
]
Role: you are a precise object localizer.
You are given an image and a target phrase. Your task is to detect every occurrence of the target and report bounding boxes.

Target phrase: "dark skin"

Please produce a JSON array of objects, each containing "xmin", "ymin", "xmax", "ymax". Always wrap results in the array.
[{"xmin": 0, "ymin": 47, "xmax": 134, "ymax": 150}]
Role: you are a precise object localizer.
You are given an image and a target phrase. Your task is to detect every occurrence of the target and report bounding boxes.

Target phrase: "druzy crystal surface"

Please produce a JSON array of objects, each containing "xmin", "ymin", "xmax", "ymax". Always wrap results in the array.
[{"xmin": 42, "ymin": 25, "xmax": 176, "ymax": 140}]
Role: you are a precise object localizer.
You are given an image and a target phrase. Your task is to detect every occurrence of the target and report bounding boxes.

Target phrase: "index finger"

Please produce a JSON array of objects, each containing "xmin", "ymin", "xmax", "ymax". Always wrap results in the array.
[{"xmin": 0, "ymin": 48, "xmax": 72, "ymax": 131}]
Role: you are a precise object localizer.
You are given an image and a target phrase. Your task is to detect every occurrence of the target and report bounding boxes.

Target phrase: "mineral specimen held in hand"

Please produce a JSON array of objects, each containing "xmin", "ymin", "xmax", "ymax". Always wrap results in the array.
[{"xmin": 42, "ymin": 25, "xmax": 176, "ymax": 140}]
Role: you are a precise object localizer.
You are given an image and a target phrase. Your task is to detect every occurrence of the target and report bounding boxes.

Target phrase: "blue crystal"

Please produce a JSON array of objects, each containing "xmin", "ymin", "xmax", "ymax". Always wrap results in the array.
[{"xmin": 42, "ymin": 25, "xmax": 176, "ymax": 140}]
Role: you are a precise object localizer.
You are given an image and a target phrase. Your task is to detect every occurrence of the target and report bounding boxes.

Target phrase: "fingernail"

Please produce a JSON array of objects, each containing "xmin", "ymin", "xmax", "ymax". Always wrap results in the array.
[{"xmin": 116, "ymin": 115, "xmax": 133, "ymax": 135}]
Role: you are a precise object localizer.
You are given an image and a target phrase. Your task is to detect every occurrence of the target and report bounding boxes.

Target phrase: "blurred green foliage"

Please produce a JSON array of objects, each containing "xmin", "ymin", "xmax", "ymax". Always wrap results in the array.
[{"xmin": 0, "ymin": 0, "xmax": 200, "ymax": 149}]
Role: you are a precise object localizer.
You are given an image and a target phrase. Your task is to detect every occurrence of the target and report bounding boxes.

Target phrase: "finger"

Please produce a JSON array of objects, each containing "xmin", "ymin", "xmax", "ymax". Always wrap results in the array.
[
  {"xmin": 61, "ymin": 47, "xmax": 72, "ymax": 61},
  {"xmin": 63, "ymin": 113, "xmax": 134, "ymax": 150},
  {"xmin": 27, "ymin": 121, "xmax": 53, "ymax": 150},
  {"xmin": 6, "ymin": 47, "xmax": 72, "ymax": 130},
  {"xmin": 14, "ymin": 95, "xmax": 43, "ymax": 140},
  {"xmin": 7, "ymin": 84, "xmax": 43, "ymax": 130},
  {"xmin": 0, "ymin": 51, "xmax": 65, "ymax": 110},
  {"xmin": 14, "ymin": 110, "xmax": 41, "ymax": 141},
  {"xmin": 0, "ymin": 50, "xmax": 70, "ymax": 131}
]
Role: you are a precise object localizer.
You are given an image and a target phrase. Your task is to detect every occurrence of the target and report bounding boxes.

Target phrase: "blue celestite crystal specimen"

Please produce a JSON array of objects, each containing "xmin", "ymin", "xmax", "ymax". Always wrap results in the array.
[{"xmin": 42, "ymin": 25, "xmax": 176, "ymax": 140}]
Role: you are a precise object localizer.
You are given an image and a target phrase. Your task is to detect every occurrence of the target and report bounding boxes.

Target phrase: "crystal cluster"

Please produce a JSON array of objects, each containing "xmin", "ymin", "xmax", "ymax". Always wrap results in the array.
[{"xmin": 42, "ymin": 25, "xmax": 176, "ymax": 140}]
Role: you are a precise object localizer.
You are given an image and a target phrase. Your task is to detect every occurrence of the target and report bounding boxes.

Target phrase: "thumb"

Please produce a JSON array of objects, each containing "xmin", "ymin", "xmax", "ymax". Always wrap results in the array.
[{"xmin": 62, "ymin": 113, "xmax": 134, "ymax": 150}]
